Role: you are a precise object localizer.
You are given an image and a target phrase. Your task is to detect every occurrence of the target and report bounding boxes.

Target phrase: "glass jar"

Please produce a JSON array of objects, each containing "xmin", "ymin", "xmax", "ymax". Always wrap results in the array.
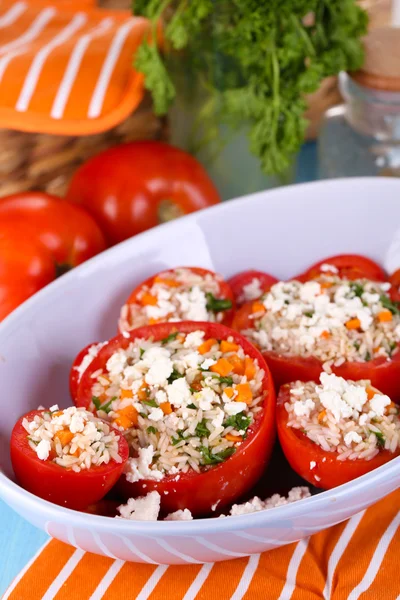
[{"xmin": 319, "ymin": 72, "xmax": 400, "ymax": 179}]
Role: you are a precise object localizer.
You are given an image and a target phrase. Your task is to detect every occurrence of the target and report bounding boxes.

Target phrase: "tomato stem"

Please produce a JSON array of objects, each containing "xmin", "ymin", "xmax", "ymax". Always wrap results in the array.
[
  {"xmin": 55, "ymin": 263, "xmax": 71, "ymax": 278},
  {"xmin": 158, "ymin": 200, "xmax": 184, "ymax": 223}
]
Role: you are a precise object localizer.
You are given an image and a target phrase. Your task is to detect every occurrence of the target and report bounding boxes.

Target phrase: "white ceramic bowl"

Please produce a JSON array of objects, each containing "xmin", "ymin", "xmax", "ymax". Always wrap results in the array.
[{"xmin": 1, "ymin": 178, "xmax": 400, "ymax": 565}]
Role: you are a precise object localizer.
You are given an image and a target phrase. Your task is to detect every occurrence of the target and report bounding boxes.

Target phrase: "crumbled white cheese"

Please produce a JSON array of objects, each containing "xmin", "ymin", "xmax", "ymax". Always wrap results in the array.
[
  {"xmin": 148, "ymin": 408, "xmax": 164, "ymax": 422},
  {"xmin": 49, "ymin": 404, "xmax": 59, "ymax": 412},
  {"xmin": 164, "ymin": 508, "xmax": 193, "ymax": 521},
  {"xmin": 125, "ymin": 446, "xmax": 164, "ymax": 482},
  {"xmin": 106, "ymin": 349, "xmax": 128, "ymax": 376},
  {"xmin": 300, "ymin": 281, "xmax": 321, "ymax": 303},
  {"xmin": 69, "ymin": 412, "xmax": 86, "ymax": 434},
  {"xmin": 36, "ymin": 439, "xmax": 51, "ymax": 461},
  {"xmin": 166, "ymin": 377, "xmax": 192, "ymax": 407},
  {"xmin": 359, "ymin": 414, "xmax": 368, "ymax": 426},
  {"xmin": 75, "ymin": 342, "xmax": 106, "ymax": 381},
  {"xmin": 196, "ymin": 387, "xmax": 220, "ymax": 411},
  {"xmin": 320, "ymin": 263, "xmax": 338, "ymax": 274},
  {"xmin": 369, "ymin": 394, "xmax": 391, "ymax": 417},
  {"xmin": 176, "ymin": 286, "xmax": 209, "ymax": 321},
  {"xmin": 117, "ymin": 491, "xmax": 161, "ymax": 521},
  {"xmin": 242, "ymin": 278, "xmax": 263, "ymax": 302},
  {"xmin": 201, "ymin": 358, "xmax": 217, "ymax": 370},
  {"xmin": 310, "ymin": 461, "xmax": 316, "ymax": 470},
  {"xmin": 184, "ymin": 331, "xmax": 205, "ymax": 348},
  {"xmin": 224, "ymin": 486, "xmax": 311, "ymax": 516},
  {"xmin": 143, "ymin": 347, "xmax": 173, "ymax": 386},
  {"xmin": 344, "ymin": 431, "xmax": 363, "ymax": 447},
  {"xmin": 293, "ymin": 398, "xmax": 315, "ymax": 418}
]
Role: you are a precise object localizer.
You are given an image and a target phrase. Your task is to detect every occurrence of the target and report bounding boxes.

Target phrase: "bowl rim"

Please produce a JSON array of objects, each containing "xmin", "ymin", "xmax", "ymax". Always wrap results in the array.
[{"xmin": 1, "ymin": 176, "xmax": 400, "ymax": 534}]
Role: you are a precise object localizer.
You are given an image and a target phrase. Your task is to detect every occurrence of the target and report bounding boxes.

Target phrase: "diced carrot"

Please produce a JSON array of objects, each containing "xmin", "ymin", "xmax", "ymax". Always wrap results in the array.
[
  {"xmin": 229, "ymin": 354, "xmax": 245, "ymax": 376},
  {"xmin": 114, "ymin": 415, "xmax": 133, "ymax": 430},
  {"xmin": 198, "ymin": 338, "xmax": 218, "ymax": 355},
  {"xmin": 54, "ymin": 430, "xmax": 74, "ymax": 447},
  {"xmin": 141, "ymin": 292, "xmax": 158, "ymax": 306},
  {"xmin": 244, "ymin": 357, "xmax": 256, "ymax": 380},
  {"xmin": 220, "ymin": 340, "xmax": 239, "ymax": 353},
  {"xmin": 71, "ymin": 448, "xmax": 81, "ymax": 458},
  {"xmin": 317, "ymin": 410, "xmax": 327, "ymax": 424},
  {"xmin": 345, "ymin": 318, "xmax": 361, "ymax": 330},
  {"xmin": 224, "ymin": 387, "xmax": 235, "ymax": 399},
  {"xmin": 225, "ymin": 433, "xmax": 243, "ymax": 443},
  {"xmin": 191, "ymin": 375, "xmax": 203, "ymax": 392},
  {"xmin": 252, "ymin": 301, "xmax": 266, "ymax": 314},
  {"xmin": 378, "ymin": 310, "xmax": 393, "ymax": 323},
  {"xmin": 320, "ymin": 281, "xmax": 333, "ymax": 289},
  {"xmin": 177, "ymin": 334, "xmax": 186, "ymax": 343},
  {"xmin": 210, "ymin": 358, "xmax": 233, "ymax": 377},
  {"xmin": 120, "ymin": 389, "xmax": 133, "ymax": 399},
  {"xmin": 51, "ymin": 411, "xmax": 63, "ymax": 417},
  {"xmin": 149, "ymin": 318, "xmax": 160, "ymax": 325},
  {"xmin": 366, "ymin": 386, "xmax": 377, "ymax": 400},
  {"xmin": 235, "ymin": 383, "xmax": 252, "ymax": 405},
  {"xmin": 99, "ymin": 393, "xmax": 109, "ymax": 403},
  {"xmin": 320, "ymin": 330, "xmax": 331, "ymax": 339},
  {"xmin": 137, "ymin": 383, "xmax": 150, "ymax": 401},
  {"xmin": 160, "ymin": 402, "xmax": 172, "ymax": 415},
  {"xmin": 114, "ymin": 405, "xmax": 138, "ymax": 429},
  {"xmin": 154, "ymin": 276, "xmax": 180, "ymax": 287},
  {"xmin": 373, "ymin": 346, "xmax": 380, "ymax": 353}
]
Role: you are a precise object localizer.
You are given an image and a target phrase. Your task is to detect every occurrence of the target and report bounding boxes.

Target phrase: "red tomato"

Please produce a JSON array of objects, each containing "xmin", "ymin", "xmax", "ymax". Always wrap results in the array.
[
  {"xmin": 69, "ymin": 343, "xmax": 100, "ymax": 402},
  {"xmin": 76, "ymin": 321, "xmax": 276, "ymax": 516},
  {"xmin": 228, "ymin": 270, "xmax": 278, "ymax": 306},
  {"xmin": 66, "ymin": 141, "xmax": 221, "ymax": 246},
  {"xmin": 0, "ymin": 192, "xmax": 105, "ymax": 270},
  {"xmin": 0, "ymin": 230, "xmax": 56, "ymax": 321},
  {"xmin": 389, "ymin": 269, "xmax": 400, "ymax": 302},
  {"xmin": 120, "ymin": 266, "xmax": 235, "ymax": 330},
  {"xmin": 10, "ymin": 410, "xmax": 129, "ymax": 510},
  {"xmin": 297, "ymin": 254, "xmax": 387, "ymax": 282},
  {"xmin": 277, "ymin": 386, "xmax": 399, "ymax": 489},
  {"xmin": 232, "ymin": 302, "xmax": 400, "ymax": 402}
]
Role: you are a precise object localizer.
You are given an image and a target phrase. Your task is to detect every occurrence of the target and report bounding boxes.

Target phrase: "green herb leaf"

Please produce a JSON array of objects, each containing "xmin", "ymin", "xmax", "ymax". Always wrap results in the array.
[
  {"xmin": 142, "ymin": 398, "xmax": 158, "ymax": 408},
  {"xmin": 205, "ymin": 293, "xmax": 232, "ymax": 312},
  {"xmin": 380, "ymin": 294, "xmax": 400, "ymax": 315},
  {"xmin": 92, "ymin": 395, "xmax": 114, "ymax": 414},
  {"xmin": 304, "ymin": 311, "xmax": 314, "ymax": 318},
  {"xmin": 210, "ymin": 373, "xmax": 233, "ymax": 385},
  {"xmin": 200, "ymin": 445, "xmax": 236, "ymax": 465},
  {"xmin": 168, "ymin": 368, "xmax": 184, "ymax": 384},
  {"xmin": 350, "ymin": 282, "xmax": 364, "ymax": 298},
  {"xmin": 161, "ymin": 332, "xmax": 179, "ymax": 345},
  {"xmin": 371, "ymin": 430, "xmax": 385, "ymax": 448},
  {"xmin": 172, "ymin": 430, "xmax": 186, "ymax": 445},
  {"xmin": 187, "ymin": 402, "xmax": 196, "ymax": 409},
  {"xmin": 99, "ymin": 400, "xmax": 113, "ymax": 414},
  {"xmin": 354, "ymin": 341, "xmax": 360, "ymax": 351},
  {"xmin": 92, "ymin": 396, "xmax": 101, "ymax": 410},
  {"xmin": 147, "ymin": 426, "xmax": 157, "ymax": 434},
  {"xmin": 139, "ymin": 348, "xmax": 145, "ymax": 358},
  {"xmin": 365, "ymin": 351, "xmax": 371, "ymax": 362},
  {"xmin": 224, "ymin": 412, "xmax": 251, "ymax": 433},
  {"xmin": 27, "ymin": 437, "xmax": 39, "ymax": 445},
  {"xmin": 195, "ymin": 419, "xmax": 210, "ymax": 438}
]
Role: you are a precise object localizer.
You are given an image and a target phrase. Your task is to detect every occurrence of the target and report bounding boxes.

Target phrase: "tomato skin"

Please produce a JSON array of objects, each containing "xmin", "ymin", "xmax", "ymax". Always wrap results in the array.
[
  {"xmin": 0, "ymin": 192, "xmax": 105, "ymax": 267},
  {"xmin": 0, "ymin": 230, "xmax": 56, "ymax": 321},
  {"xmin": 69, "ymin": 343, "xmax": 99, "ymax": 402},
  {"xmin": 277, "ymin": 386, "xmax": 399, "ymax": 489},
  {"xmin": 66, "ymin": 141, "xmax": 221, "ymax": 246},
  {"xmin": 389, "ymin": 269, "xmax": 400, "ymax": 303},
  {"xmin": 233, "ymin": 302, "xmax": 400, "ymax": 402},
  {"xmin": 228, "ymin": 270, "xmax": 278, "ymax": 306},
  {"xmin": 10, "ymin": 410, "xmax": 129, "ymax": 510},
  {"xmin": 121, "ymin": 266, "xmax": 235, "ymax": 329},
  {"xmin": 297, "ymin": 254, "xmax": 387, "ymax": 282},
  {"xmin": 77, "ymin": 321, "xmax": 276, "ymax": 516}
]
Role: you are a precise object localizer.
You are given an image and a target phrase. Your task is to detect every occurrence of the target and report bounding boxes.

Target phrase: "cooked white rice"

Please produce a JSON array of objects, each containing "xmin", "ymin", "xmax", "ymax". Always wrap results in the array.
[
  {"xmin": 242, "ymin": 274, "xmax": 400, "ymax": 368},
  {"xmin": 284, "ymin": 373, "xmax": 400, "ymax": 461},
  {"xmin": 88, "ymin": 330, "xmax": 265, "ymax": 482},
  {"xmin": 118, "ymin": 268, "xmax": 232, "ymax": 332},
  {"xmin": 23, "ymin": 406, "xmax": 122, "ymax": 472}
]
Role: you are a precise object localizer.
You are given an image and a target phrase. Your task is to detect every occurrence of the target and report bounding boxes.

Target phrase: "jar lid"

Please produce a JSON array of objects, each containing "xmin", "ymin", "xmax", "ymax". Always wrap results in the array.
[{"xmin": 351, "ymin": 27, "xmax": 400, "ymax": 91}]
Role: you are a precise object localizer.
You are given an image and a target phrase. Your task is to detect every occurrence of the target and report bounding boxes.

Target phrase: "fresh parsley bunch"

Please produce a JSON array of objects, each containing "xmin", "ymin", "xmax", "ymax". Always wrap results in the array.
[{"xmin": 134, "ymin": 1, "xmax": 368, "ymax": 175}]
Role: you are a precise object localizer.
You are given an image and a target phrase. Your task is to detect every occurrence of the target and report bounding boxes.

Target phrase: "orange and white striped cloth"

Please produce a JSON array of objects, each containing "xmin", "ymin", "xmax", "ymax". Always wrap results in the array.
[
  {"xmin": 0, "ymin": 0, "xmax": 149, "ymax": 134},
  {"xmin": 3, "ymin": 489, "xmax": 400, "ymax": 600}
]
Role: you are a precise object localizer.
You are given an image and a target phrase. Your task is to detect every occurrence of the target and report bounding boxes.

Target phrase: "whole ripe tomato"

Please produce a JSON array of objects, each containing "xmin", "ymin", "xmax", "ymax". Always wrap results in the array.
[
  {"xmin": 233, "ymin": 301, "xmax": 400, "ymax": 402},
  {"xmin": 76, "ymin": 321, "xmax": 276, "ymax": 517},
  {"xmin": 228, "ymin": 269, "xmax": 278, "ymax": 306},
  {"xmin": 0, "ymin": 192, "xmax": 105, "ymax": 271},
  {"xmin": 277, "ymin": 385, "xmax": 400, "ymax": 489},
  {"xmin": 66, "ymin": 141, "xmax": 221, "ymax": 246},
  {"xmin": 296, "ymin": 254, "xmax": 387, "ymax": 282},
  {"xmin": 10, "ymin": 410, "xmax": 129, "ymax": 510},
  {"xmin": 0, "ymin": 229, "xmax": 56, "ymax": 321}
]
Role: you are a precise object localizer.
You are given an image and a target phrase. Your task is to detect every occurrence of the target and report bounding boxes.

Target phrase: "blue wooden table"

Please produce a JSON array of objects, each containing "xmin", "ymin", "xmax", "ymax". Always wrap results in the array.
[{"xmin": 0, "ymin": 143, "xmax": 318, "ymax": 597}]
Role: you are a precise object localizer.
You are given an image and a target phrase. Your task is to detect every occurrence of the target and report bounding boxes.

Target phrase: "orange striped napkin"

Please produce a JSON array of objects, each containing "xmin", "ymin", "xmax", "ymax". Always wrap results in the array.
[
  {"xmin": 3, "ymin": 489, "xmax": 400, "ymax": 600},
  {"xmin": 0, "ymin": 0, "xmax": 149, "ymax": 135}
]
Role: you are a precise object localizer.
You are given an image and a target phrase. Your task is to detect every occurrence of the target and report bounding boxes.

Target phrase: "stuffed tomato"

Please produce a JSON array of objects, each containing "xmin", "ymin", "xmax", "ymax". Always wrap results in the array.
[
  {"xmin": 76, "ymin": 321, "xmax": 276, "ymax": 516},
  {"xmin": 228, "ymin": 269, "xmax": 278, "ymax": 306},
  {"xmin": 10, "ymin": 406, "xmax": 128, "ymax": 510},
  {"xmin": 118, "ymin": 267, "xmax": 235, "ymax": 333},
  {"xmin": 296, "ymin": 254, "xmax": 387, "ymax": 283},
  {"xmin": 69, "ymin": 342, "xmax": 105, "ymax": 401},
  {"xmin": 233, "ymin": 273, "xmax": 400, "ymax": 401},
  {"xmin": 277, "ymin": 373, "xmax": 400, "ymax": 489}
]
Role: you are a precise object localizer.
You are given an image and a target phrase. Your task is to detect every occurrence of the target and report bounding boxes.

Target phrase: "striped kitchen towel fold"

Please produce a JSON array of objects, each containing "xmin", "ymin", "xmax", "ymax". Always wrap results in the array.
[
  {"xmin": 0, "ymin": 0, "xmax": 149, "ymax": 135},
  {"xmin": 3, "ymin": 488, "xmax": 400, "ymax": 600}
]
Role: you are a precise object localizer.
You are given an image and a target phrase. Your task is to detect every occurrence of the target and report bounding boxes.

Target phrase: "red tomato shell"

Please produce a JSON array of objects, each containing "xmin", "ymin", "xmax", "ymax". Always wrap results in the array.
[
  {"xmin": 120, "ymin": 266, "xmax": 236, "ymax": 329},
  {"xmin": 277, "ymin": 386, "xmax": 400, "ymax": 489},
  {"xmin": 10, "ymin": 410, "xmax": 129, "ymax": 510},
  {"xmin": 232, "ymin": 302, "xmax": 400, "ymax": 402},
  {"xmin": 77, "ymin": 321, "xmax": 276, "ymax": 516},
  {"xmin": 69, "ymin": 343, "xmax": 99, "ymax": 403},
  {"xmin": 297, "ymin": 254, "xmax": 387, "ymax": 282},
  {"xmin": 389, "ymin": 269, "xmax": 400, "ymax": 303},
  {"xmin": 228, "ymin": 270, "xmax": 278, "ymax": 305}
]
